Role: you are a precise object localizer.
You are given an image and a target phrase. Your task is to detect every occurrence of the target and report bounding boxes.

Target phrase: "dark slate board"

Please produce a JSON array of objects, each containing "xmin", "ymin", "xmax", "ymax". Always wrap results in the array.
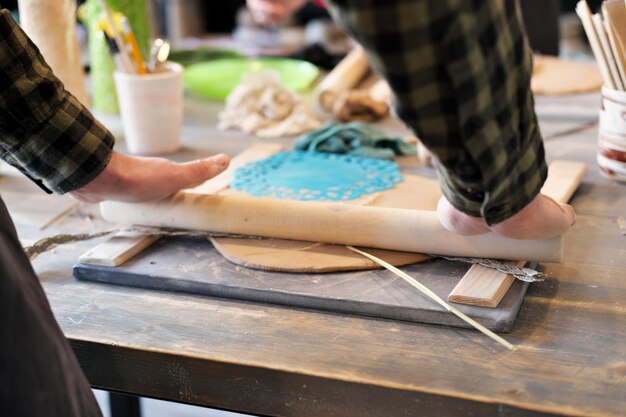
[{"xmin": 73, "ymin": 236, "xmax": 529, "ymax": 332}]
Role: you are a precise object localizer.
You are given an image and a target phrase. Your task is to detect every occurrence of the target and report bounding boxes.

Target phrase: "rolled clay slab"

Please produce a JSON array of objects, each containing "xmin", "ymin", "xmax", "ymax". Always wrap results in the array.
[
  {"xmin": 101, "ymin": 194, "xmax": 563, "ymax": 262},
  {"xmin": 210, "ymin": 237, "xmax": 430, "ymax": 273},
  {"xmin": 313, "ymin": 46, "xmax": 369, "ymax": 111},
  {"xmin": 209, "ymin": 174, "xmax": 440, "ymax": 272},
  {"xmin": 18, "ymin": 0, "xmax": 90, "ymax": 106}
]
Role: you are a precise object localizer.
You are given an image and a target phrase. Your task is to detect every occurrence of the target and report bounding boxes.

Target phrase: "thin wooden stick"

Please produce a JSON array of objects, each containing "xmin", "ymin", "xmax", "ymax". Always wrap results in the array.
[
  {"xmin": 577, "ymin": 1, "xmax": 616, "ymax": 89},
  {"xmin": 592, "ymin": 13, "xmax": 624, "ymax": 90},
  {"xmin": 346, "ymin": 246, "xmax": 516, "ymax": 350},
  {"xmin": 39, "ymin": 201, "xmax": 80, "ymax": 231}
]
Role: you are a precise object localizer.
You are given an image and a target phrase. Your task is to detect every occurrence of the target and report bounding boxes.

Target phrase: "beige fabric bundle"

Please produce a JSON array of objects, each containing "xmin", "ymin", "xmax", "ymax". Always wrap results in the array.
[
  {"xmin": 18, "ymin": 0, "xmax": 90, "ymax": 106},
  {"xmin": 218, "ymin": 71, "xmax": 322, "ymax": 137}
]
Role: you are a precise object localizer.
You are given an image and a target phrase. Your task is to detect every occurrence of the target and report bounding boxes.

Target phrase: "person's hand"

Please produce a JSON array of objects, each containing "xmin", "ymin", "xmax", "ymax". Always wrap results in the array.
[
  {"xmin": 437, "ymin": 193, "xmax": 576, "ymax": 239},
  {"xmin": 69, "ymin": 151, "xmax": 230, "ymax": 203},
  {"xmin": 247, "ymin": 0, "xmax": 308, "ymax": 25}
]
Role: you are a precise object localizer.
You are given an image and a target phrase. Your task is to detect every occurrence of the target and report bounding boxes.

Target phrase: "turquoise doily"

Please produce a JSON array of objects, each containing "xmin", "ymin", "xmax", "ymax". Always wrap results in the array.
[{"xmin": 231, "ymin": 151, "xmax": 403, "ymax": 201}]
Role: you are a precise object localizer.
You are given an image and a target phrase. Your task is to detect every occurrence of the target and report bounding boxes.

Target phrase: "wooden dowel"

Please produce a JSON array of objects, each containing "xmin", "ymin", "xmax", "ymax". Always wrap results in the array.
[
  {"xmin": 592, "ymin": 13, "xmax": 623, "ymax": 90},
  {"xmin": 314, "ymin": 46, "xmax": 369, "ymax": 111},
  {"xmin": 576, "ymin": 1, "xmax": 616, "ymax": 89},
  {"xmin": 101, "ymin": 195, "xmax": 563, "ymax": 262},
  {"xmin": 602, "ymin": 0, "xmax": 626, "ymax": 88}
]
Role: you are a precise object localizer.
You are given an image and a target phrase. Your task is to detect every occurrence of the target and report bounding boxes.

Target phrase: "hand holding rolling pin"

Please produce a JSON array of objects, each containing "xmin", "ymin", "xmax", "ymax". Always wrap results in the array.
[
  {"xmin": 69, "ymin": 152, "xmax": 230, "ymax": 204},
  {"xmin": 437, "ymin": 194, "xmax": 575, "ymax": 240}
]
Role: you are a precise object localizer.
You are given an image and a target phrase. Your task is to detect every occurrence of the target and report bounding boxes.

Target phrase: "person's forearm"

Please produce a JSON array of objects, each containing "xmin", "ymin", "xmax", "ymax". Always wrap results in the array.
[
  {"xmin": 325, "ymin": 0, "xmax": 547, "ymax": 225},
  {"xmin": 0, "ymin": 9, "xmax": 113, "ymax": 194}
]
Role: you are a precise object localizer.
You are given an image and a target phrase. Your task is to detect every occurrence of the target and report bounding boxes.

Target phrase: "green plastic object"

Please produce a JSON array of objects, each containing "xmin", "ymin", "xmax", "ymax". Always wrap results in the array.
[
  {"xmin": 169, "ymin": 48, "xmax": 242, "ymax": 67},
  {"xmin": 184, "ymin": 58, "xmax": 320, "ymax": 101}
]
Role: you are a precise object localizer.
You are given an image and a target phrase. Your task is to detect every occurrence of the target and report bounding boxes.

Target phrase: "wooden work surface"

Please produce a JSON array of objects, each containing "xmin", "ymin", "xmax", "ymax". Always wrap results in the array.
[{"xmin": 1, "ymin": 92, "xmax": 625, "ymax": 417}]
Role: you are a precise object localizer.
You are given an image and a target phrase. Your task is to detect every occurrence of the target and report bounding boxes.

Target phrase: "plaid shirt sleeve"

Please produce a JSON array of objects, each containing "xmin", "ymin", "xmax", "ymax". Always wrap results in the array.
[
  {"xmin": 326, "ymin": 0, "xmax": 548, "ymax": 225},
  {"xmin": 0, "ymin": 9, "xmax": 113, "ymax": 194}
]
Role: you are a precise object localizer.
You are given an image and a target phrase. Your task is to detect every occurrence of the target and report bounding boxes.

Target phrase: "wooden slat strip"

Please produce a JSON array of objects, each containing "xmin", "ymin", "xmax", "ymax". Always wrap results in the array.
[
  {"xmin": 540, "ymin": 160, "xmax": 589, "ymax": 204},
  {"xmin": 79, "ymin": 231, "xmax": 161, "ymax": 267},
  {"xmin": 448, "ymin": 262, "xmax": 522, "ymax": 307},
  {"xmin": 603, "ymin": 0, "xmax": 626, "ymax": 88},
  {"xmin": 448, "ymin": 161, "xmax": 587, "ymax": 308}
]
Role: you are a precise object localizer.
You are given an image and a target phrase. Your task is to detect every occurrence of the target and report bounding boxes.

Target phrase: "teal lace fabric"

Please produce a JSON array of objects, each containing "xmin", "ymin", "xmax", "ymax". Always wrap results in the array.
[
  {"xmin": 294, "ymin": 122, "xmax": 417, "ymax": 160},
  {"xmin": 231, "ymin": 151, "xmax": 403, "ymax": 201}
]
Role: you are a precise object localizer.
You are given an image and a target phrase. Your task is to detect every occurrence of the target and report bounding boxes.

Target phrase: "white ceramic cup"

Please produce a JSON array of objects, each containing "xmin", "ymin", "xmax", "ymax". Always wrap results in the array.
[
  {"xmin": 114, "ymin": 62, "xmax": 183, "ymax": 155},
  {"xmin": 598, "ymin": 87, "xmax": 626, "ymax": 182}
]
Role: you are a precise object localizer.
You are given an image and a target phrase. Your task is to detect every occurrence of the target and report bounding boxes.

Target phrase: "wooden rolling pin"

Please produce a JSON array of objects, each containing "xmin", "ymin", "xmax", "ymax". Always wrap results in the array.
[
  {"xmin": 100, "ymin": 194, "xmax": 562, "ymax": 262},
  {"xmin": 314, "ymin": 46, "xmax": 370, "ymax": 111},
  {"xmin": 369, "ymin": 79, "xmax": 392, "ymax": 104},
  {"xmin": 331, "ymin": 78, "xmax": 392, "ymax": 121}
]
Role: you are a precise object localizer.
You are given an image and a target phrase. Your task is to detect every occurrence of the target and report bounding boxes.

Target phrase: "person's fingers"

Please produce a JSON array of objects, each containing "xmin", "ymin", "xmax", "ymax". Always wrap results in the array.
[
  {"xmin": 436, "ymin": 196, "xmax": 489, "ymax": 235},
  {"xmin": 489, "ymin": 194, "xmax": 576, "ymax": 239},
  {"xmin": 174, "ymin": 153, "xmax": 230, "ymax": 190},
  {"xmin": 559, "ymin": 202, "xmax": 576, "ymax": 226},
  {"xmin": 436, "ymin": 193, "xmax": 576, "ymax": 239},
  {"xmin": 69, "ymin": 152, "xmax": 231, "ymax": 204}
]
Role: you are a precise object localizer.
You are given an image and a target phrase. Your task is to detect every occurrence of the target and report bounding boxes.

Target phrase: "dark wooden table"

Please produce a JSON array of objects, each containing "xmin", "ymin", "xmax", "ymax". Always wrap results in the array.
[{"xmin": 2, "ymin": 92, "xmax": 624, "ymax": 417}]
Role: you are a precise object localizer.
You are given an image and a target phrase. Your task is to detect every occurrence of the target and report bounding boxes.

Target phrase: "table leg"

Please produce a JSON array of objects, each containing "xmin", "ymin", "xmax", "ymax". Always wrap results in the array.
[{"xmin": 109, "ymin": 392, "xmax": 142, "ymax": 417}]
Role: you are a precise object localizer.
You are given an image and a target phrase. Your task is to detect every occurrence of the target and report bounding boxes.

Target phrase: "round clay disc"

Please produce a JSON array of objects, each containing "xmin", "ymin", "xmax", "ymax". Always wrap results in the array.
[
  {"xmin": 531, "ymin": 55, "xmax": 603, "ymax": 95},
  {"xmin": 211, "ymin": 174, "xmax": 440, "ymax": 273}
]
